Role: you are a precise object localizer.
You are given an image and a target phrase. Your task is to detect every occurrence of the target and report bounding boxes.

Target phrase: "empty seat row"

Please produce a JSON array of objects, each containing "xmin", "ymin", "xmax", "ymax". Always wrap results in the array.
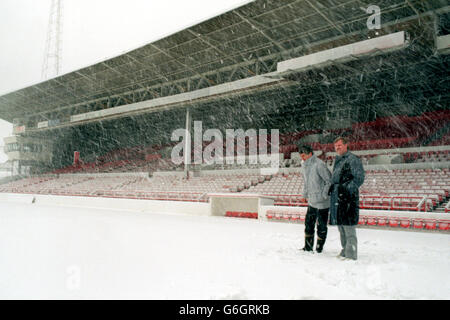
[
  {"xmin": 265, "ymin": 209, "xmax": 450, "ymax": 231},
  {"xmin": 225, "ymin": 211, "xmax": 258, "ymax": 219},
  {"xmin": 358, "ymin": 216, "xmax": 450, "ymax": 231}
]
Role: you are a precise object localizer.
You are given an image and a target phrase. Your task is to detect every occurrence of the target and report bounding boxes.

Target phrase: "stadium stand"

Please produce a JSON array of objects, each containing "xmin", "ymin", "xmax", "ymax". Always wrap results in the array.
[
  {"xmin": 0, "ymin": 1, "xmax": 449, "ymax": 233},
  {"xmin": 43, "ymin": 111, "xmax": 450, "ymax": 174},
  {"xmin": 2, "ymin": 162, "xmax": 448, "ymax": 211},
  {"xmin": 429, "ymin": 132, "xmax": 450, "ymax": 147},
  {"xmin": 298, "ymin": 111, "xmax": 450, "ymax": 154}
]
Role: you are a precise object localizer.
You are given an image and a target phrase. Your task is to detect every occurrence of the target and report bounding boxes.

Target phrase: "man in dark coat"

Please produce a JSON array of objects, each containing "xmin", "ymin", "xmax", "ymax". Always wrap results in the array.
[{"xmin": 329, "ymin": 137, "xmax": 365, "ymax": 260}]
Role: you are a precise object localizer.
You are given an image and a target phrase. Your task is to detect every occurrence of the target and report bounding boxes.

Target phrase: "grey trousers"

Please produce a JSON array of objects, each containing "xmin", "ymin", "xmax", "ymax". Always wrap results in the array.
[{"xmin": 337, "ymin": 225, "xmax": 358, "ymax": 260}]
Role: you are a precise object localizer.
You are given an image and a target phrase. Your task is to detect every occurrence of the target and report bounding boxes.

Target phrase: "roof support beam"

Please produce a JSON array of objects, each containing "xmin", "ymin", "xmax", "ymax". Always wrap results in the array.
[
  {"xmin": 304, "ymin": 0, "xmax": 345, "ymax": 36},
  {"xmin": 150, "ymin": 43, "xmax": 215, "ymax": 86},
  {"xmin": 186, "ymin": 29, "xmax": 255, "ymax": 76},
  {"xmin": 123, "ymin": 53, "xmax": 188, "ymax": 93},
  {"xmin": 233, "ymin": 11, "xmax": 287, "ymax": 53}
]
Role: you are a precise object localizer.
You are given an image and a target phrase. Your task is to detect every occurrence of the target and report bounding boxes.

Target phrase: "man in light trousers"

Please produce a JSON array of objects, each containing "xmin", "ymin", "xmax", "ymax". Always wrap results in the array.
[{"xmin": 329, "ymin": 137, "xmax": 365, "ymax": 260}]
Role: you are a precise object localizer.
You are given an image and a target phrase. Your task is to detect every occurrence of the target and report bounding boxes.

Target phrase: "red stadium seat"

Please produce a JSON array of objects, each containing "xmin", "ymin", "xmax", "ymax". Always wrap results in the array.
[
  {"xmin": 424, "ymin": 219, "xmax": 436, "ymax": 230},
  {"xmin": 438, "ymin": 220, "xmax": 450, "ymax": 231},
  {"xmin": 412, "ymin": 219, "xmax": 424, "ymax": 229},
  {"xmin": 366, "ymin": 216, "xmax": 376, "ymax": 226},
  {"xmin": 358, "ymin": 216, "xmax": 366, "ymax": 225},
  {"xmin": 274, "ymin": 212, "xmax": 283, "ymax": 220},
  {"xmin": 377, "ymin": 217, "xmax": 387, "ymax": 226},
  {"xmin": 282, "ymin": 212, "xmax": 291, "ymax": 220},
  {"xmin": 400, "ymin": 218, "xmax": 410, "ymax": 228},
  {"xmin": 388, "ymin": 218, "xmax": 399, "ymax": 227}
]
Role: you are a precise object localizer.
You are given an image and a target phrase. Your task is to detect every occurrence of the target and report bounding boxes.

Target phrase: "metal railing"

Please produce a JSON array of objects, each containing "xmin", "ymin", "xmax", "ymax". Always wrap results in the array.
[
  {"xmin": 445, "ymin": 200, "xmax": 450, "ymax": 213},
  {"xmin": 265, "ymin": 193, "xmax": 434, "ymax": 212}
]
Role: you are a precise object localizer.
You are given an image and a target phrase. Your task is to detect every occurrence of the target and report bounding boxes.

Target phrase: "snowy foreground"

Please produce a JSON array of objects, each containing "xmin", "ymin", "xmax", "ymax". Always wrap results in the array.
[{"xmin": 0, "ymin": 201, "xmax": 449, "ymax": 300}]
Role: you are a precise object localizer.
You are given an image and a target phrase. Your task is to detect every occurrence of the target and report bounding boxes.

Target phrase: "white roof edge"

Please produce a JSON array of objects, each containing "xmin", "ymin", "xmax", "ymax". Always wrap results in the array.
[{"xmin": 277, "ymin": 31, "xmax": 407, "ymax": 73}]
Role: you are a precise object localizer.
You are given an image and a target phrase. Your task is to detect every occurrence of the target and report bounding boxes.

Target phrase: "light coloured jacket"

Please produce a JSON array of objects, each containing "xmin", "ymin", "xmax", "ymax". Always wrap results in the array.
[{"xmin": 302, "ymin": 155, "xmax": 332, "ymax": 209}]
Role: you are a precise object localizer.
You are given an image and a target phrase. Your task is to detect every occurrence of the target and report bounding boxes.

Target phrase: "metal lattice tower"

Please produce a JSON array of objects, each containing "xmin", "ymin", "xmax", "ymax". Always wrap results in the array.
[{"xmin": 41, "ymin": 0, "xmax": 63, "ymax": 80}]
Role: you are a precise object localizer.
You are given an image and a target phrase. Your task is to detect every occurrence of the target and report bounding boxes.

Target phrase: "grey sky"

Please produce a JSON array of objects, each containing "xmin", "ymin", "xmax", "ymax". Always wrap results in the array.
[{"xmin": 0, "ymin": 0, "xmax": 253, "ymax": 161}]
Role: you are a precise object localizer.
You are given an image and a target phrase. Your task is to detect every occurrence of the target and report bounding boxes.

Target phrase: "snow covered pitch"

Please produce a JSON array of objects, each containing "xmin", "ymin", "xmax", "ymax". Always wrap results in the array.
[{"xmin": 0, "ymin": 200, "xmax": 449, "ymax": 299}]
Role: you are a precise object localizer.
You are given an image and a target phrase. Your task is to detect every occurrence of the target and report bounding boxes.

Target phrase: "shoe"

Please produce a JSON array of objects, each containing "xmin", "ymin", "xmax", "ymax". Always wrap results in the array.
[
  {"xmin": 303, "ymin": 234, "xmax": 314, "ymax": 252},
  {"xmin": 342, "ymin": 257, "xmax": 357, "ymax": 261},
  {"xmin": 316, "ymin": 237, "xmax": 326, "ymax": 253},
  {"xmin": 337, "ymin": 255, "xmax": 357, "ymax": 261}
]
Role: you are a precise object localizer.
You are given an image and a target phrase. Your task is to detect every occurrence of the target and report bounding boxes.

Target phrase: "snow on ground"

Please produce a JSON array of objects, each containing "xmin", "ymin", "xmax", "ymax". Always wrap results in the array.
[{"xmin": 0, "ymin": 201, "xmax": 449, "ymax": 299}]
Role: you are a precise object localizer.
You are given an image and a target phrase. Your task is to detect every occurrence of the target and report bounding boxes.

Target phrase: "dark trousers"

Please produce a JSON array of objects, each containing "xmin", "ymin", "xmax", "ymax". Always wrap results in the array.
[{"xmin": 305, "ymin": 206, "xmax": 329, "ymax": 240}]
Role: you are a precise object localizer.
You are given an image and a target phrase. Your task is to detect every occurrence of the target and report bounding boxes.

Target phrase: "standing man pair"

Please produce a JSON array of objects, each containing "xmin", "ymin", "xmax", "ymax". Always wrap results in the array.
[{"xmin": 299, "ymin": 137, "xmax": 365, "ymax": 260}]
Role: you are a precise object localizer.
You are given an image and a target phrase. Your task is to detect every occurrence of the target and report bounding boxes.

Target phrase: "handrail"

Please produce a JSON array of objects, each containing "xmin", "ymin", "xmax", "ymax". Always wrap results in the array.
[
  {"xmin": 416, "ymin": 196, "xmax": 428, "ymax": 212},
  {"xmin": 445, "ymin": 200, "xmax": 450, "ymax": 213},
  {"xmin": 197, "ymin": 192, "xmax": 208, "ymax": 201}
]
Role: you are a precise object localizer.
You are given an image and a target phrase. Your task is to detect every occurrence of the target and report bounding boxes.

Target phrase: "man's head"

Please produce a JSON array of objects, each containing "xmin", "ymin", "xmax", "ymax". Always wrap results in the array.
[
  {"xmin": 334, "ymin": 136, "xmax": 348, "ymax": 156},
  {"xmin": 298, "ymin": 145, "xmax": 314, "ymax": 161}
]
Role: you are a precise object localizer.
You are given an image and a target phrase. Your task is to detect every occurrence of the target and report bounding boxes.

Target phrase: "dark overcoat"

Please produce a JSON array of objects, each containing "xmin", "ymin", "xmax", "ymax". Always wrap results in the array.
[{"xmin": 329, "ymin": 151, "xmax": 365, "ymax": 225}]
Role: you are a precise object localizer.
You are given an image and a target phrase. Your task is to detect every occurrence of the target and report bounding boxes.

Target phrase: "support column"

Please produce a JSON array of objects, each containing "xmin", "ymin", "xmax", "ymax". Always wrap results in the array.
[{"xmin": 184, "ymin": 108, "xmax": 191, "ymax": 179}]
